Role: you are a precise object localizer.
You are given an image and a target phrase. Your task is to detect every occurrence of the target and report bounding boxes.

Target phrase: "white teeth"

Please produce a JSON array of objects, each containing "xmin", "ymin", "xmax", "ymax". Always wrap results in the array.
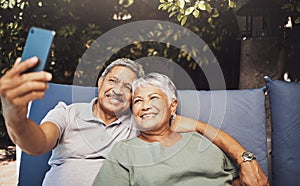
[
  {"xmin": 142, "ymin": 114, "xmax": 155, "ymax": 119},
  {"xmin": 106, "ymin": 93, "xmax": 123, "ymax": 103},
  {"xmin": 110, "ymin": 97, "xmax": 120, "ymax": 103}
]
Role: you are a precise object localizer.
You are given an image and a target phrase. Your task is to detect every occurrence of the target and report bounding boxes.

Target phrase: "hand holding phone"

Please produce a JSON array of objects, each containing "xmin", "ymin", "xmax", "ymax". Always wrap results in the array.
[{"xmin": 21, "ymin": 27, "xmax": 56, "ymax": 73}]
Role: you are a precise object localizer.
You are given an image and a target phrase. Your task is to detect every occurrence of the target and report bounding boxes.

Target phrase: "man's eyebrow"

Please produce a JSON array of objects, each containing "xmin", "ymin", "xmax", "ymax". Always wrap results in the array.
[
  {"xmin": 106, "ymin": 75, "xmax": 118, "ymax": 81},
  {"xmin": 108, "ymin": 75, "xmax": 117, "ymax": 79}
]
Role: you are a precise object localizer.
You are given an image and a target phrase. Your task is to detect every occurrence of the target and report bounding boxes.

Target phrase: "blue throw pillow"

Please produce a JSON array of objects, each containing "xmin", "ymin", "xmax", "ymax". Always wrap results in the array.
[
  {"xmin": 176, "ymin": 88, "xmax": 268, "ymax": 175},
  {"xmin": 265, "ymin": 76, "xmax": 300, "ymax": 186}
]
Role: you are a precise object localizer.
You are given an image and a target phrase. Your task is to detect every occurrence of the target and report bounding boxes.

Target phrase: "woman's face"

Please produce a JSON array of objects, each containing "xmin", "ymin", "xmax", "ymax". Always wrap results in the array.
[{"xmin": 132, "ymin": 84, "xmax": 177, "ymax": 133}]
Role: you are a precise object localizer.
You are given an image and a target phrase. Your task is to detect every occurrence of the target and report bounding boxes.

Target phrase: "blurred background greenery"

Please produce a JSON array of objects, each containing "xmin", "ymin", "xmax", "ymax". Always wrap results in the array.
[{"xmin": 1, "ymin": 0, "xmax": 299, "ymax": 144}]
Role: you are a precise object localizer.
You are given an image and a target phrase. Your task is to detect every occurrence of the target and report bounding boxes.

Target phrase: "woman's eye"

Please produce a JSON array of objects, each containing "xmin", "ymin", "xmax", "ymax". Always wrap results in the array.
[
  {"xmin": 150, "ymin": 96, "xmax": 159, "ymax": 100},
  {"xmin": 133, "ymin": 99, "xmax": 142, "ymax": 104}
]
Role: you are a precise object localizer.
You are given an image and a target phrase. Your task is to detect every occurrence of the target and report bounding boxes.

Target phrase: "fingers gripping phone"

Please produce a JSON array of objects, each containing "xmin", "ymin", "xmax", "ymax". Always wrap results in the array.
[{"xmin": 21, "ymin": 27, "xmax": 56, "ymax": 73}]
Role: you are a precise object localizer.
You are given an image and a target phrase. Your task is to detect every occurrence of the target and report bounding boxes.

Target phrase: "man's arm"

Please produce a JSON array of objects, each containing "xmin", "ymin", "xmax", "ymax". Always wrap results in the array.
[
  {"xmin": 171, "ymin": 115, "xmax": 269, "ymax": 186},
  {"xmin": 0, "ymin": 57, "xmax": 59, "ymax": 155},
  {"xmin": 233, "ymin": 178, "xmax": 241, "ymax": 186}
]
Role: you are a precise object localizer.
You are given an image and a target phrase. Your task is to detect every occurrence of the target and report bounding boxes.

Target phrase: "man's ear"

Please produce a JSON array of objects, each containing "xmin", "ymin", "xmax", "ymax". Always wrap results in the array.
[
  {"xmin": 98, "ymin": 77, "xmax": 103, "ymax": 88},
  {"xmin": 170, "ymin": 99, "xmax": 178, "ymax": 116}
]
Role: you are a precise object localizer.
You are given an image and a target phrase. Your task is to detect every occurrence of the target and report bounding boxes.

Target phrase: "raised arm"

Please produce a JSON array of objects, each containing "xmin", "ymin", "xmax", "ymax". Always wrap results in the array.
[
  {"xmin": 171, "ymin": 115, "xmax": 269, "ymax": 186},
  {"xmin": 0, "ymin": 57, "xmax": 59, "ymax": 155}
]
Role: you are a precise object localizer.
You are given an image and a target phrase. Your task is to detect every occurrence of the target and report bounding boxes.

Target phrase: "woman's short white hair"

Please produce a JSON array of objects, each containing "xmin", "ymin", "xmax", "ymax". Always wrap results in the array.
[{"xmin": 132, "ymin": 72, "xmax": 177, "ymax": 105}]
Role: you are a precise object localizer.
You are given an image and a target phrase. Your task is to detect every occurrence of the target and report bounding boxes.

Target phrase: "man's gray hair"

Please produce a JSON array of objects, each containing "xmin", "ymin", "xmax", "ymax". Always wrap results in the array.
[
  {"xmin": 132, "ymin": 72, "xmax": 177, "ymax": 105},
  {"xmin": 101, "ymin": 58, "xmax": 145, "ymax": 78}
]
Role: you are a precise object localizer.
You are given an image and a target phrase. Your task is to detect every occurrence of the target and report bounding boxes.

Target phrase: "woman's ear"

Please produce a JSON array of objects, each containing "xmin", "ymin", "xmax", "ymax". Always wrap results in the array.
[{"xmin": 170, "ymin": 99, "xmax": 178, "ymax": 116}]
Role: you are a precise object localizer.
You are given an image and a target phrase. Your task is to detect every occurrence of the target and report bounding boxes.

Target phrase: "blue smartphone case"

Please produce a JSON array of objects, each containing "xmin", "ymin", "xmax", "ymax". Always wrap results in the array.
[{"xmin": 21, "ymin": 27, "xmax": 56, "ymax": 72}]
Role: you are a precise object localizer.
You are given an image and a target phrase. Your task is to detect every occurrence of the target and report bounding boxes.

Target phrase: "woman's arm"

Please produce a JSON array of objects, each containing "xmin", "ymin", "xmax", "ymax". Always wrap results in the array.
[{"xmin": 171, "ymin": 115, "xmax": 269, "ymax": 186}]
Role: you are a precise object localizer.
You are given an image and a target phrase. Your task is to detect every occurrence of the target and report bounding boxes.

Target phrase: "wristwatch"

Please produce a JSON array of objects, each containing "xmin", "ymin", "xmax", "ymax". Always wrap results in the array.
[{"xmin": 242, "ymin": 151, "xmax": 256, "ymax": 162}]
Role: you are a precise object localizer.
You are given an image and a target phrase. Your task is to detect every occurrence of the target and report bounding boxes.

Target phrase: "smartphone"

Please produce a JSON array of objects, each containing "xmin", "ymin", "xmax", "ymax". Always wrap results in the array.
[{"xmin": 21, "ymin": 27, "xmax": 56, "ymax": 72}]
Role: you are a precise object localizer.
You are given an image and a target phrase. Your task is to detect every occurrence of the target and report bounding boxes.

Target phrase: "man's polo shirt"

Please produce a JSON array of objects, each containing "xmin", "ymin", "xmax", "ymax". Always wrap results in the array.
[{"xmin": 41, "ymin": 98, "xmax": 138, "ymax": 186}]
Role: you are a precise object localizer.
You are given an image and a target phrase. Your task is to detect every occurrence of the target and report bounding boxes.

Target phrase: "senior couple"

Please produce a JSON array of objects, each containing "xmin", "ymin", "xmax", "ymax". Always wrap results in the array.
[{"xmin": 0, "ymin": 57, "xmax": 268, "ymax": 185}]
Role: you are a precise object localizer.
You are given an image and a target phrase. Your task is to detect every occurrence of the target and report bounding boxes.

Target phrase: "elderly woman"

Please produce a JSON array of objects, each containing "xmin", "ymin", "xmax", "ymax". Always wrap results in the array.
[{"xmin": 93, "ymin": 72, "xmax": 240, "ymax": 186}]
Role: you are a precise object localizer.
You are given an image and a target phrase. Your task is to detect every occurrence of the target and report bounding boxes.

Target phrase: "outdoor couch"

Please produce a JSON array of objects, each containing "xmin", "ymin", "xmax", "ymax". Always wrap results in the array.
[{"xmin": 17, "ymin": 77, "xmax": 300, "ymax": 186}]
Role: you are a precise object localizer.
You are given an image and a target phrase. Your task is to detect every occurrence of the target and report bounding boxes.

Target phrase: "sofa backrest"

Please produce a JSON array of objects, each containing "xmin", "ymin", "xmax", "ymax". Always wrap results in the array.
[
  {"xmin": 18, "ymin": 83, "xmax": 268, "ymax": 185},
  {"xmin": 176, "ymin": 88, "xmax": 268, "ymax": 175}
]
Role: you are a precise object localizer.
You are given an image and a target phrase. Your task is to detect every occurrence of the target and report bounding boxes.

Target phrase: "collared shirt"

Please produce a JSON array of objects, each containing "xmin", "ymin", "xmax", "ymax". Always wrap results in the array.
[{"xmin": 41, "ymin": 98, "xmax": 139, "ymax": 186}]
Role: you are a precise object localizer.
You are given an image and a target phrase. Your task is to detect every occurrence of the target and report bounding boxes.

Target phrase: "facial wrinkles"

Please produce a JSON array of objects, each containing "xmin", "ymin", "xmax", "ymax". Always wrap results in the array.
[
  {"xmin": 96, "ymin": 66, "xmax": 137, "ymax": 121},
  {"xmin": 137, "ymin": 94, "xmax": 159, "ymax": 118},
  {"xmin": 133, "ymin": 86, "xmax": 170, "ymax": 128},
  {"xmin": 105, "ymin": 76, "xmax": 130, "ymax": 103}
]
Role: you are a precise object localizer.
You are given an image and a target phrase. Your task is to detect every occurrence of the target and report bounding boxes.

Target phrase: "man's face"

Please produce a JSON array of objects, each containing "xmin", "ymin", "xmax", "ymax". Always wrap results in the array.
[{"xmin": 97, "ymin": 66, "xmax": 137, "ymax": 117}]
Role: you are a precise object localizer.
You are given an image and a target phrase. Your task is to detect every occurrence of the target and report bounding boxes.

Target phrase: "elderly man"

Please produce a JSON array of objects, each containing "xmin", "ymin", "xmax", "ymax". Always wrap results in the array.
[{"xmin": 0, "ymin": 57, "xmax": 268, "ymax": 185}]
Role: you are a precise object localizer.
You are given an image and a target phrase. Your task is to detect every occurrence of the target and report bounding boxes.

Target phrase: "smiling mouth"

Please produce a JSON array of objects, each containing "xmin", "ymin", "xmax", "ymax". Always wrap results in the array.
[
  {"xmin": 140, "ymin": 113, "xmax": 157, "ymax": 119},
  {"xmin": 106, "ymin": 93, "xmax": 124, "ymax": 103}
]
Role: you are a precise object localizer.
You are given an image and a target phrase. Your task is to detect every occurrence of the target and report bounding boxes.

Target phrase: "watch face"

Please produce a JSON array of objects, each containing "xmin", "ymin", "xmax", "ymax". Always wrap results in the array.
[{"xmin": 243, "ymin": 151, "xmax": 255, "ymax": 161}]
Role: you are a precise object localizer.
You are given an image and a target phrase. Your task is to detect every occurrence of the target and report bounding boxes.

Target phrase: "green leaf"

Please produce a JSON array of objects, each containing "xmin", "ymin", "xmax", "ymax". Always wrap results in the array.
[
  {"xmin": 203, "ymin": 44, "xmax": 209, "ymax": 52},
  {"xmin": 167, "ymin": 5, "xmax": 174, "ymax": 12},
  {"xmin": 198, "ymin": 2, "xmax": 206, "ymax": 11},
  {"xmin": 162, "ymin": 3, "xmax": 172, "ymax": 10},
  {"xmin": 177, "ymin": 13, "xmax": 183, "ymax": 22},
  {"xmin": 8, "ymin": 0, "xmax": 16, "ymax": 9},
  {"xmin": 205, "ymin": 3, "xmax": 212, "ymax": 13},
  {"xmin": 212, "ymin": 8, "xmax": 219, "ymax": 18},
  {"xmin": 295, "ymin": 16, "xmax": 300, "ymax": 24},
  {"xmin": 169, "ymin": 11, "xmax": 177, "ymax": 18},
  {"xmin": 185, "ymin": 6, "xmax": 194, "ymax": 15},
  {"xmin": 192, "ymin": 62, "xmax": 197, "ymax": 70},
  {"xmin": 159, "ymin": 0, "xmax": 165, "ymax": 3},
  {"xmin": 212, "ymin": 12, "xmax": 219, "ymax": 18},
  {"xmin": 158, "ymin": 3, "xmax": 166, "ymax": 10},
  {"xmin": 296, "ymin": 6, "xmax": 300, "ymax": 13},
  {"xmin": 176, "ymin": 0, "xmax": 185, "ymax": 9},
  {"xmin": 181, "ymin": 16, "xmax": 188, "ymax": 25},
  {"xmin": 171, "ymin": 6, "xmax": 178, "ymax": 11},
  {"xmin": 193, "ymin": 9, "xmax": 200, "ymax": 18},
  {"xmin": 19, "ymin": 1, "xmax": 25, "ymax": 9},
  {"xmin": 179, "ymin": 8, "xmax": 185, "ymax": 14},
  {"xmin": 228, "ymin": 0, "xmax": 236, "ymax": 8}
]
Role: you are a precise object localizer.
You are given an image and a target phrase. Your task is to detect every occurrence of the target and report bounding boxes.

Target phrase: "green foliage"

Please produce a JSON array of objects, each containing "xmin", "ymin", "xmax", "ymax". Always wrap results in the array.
[
  {"xmin": 0, "ymin": 0, "xmax": 104, "ymax": 138},
  {"xmin": 281, "ymin": 0, "xmax": 300, "ymax": 24},
  {"xmin": 0, "ymin": 0, "xmax": 27, "ymax": 74},
  {"xmin": 158, "ymin": 0, "xmax": 236, "ymax": 26},
  {"xmin": 0, "ymin": 0, "xmax": 103, "ymax": 82},
  {"xmin": 0, "ymin": 0, "xmax": 240, "ymax": 139},
  {"xmin": 158, "ymin": 0, "xmax": 237, "ymax": 51}
]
